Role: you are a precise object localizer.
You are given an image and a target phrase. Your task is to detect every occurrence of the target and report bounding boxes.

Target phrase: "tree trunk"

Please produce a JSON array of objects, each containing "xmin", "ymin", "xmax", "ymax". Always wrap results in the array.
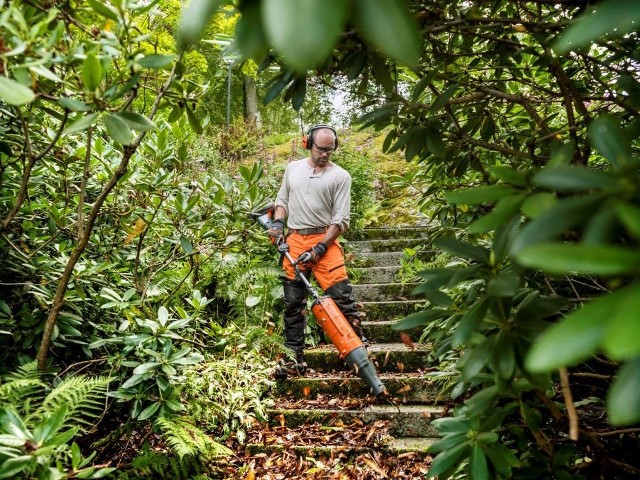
[{"xmin": 243, "ymin": 75, "xmax": 258, "ymax": 126}]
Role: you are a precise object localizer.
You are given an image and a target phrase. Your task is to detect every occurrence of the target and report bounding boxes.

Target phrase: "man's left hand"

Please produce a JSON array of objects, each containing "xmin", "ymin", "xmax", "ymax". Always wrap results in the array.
[{"xmin": 297, "ymin": 242, "xmax": 327, "ymax": 266}]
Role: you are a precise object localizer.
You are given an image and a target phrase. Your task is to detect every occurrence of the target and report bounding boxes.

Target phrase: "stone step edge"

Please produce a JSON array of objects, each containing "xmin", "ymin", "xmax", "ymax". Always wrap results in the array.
[
  {"xmin": 269, "ymin": 405, "xmax": 444, "ymax": 415},
  {"xmin": 267, "ymin": 405, "xmax": 443, "ymax": 437},
  {"xmin": 245, "ymin": 436, "xmax": 438, "ymax": 456},
  {"xmin": 306, "ymin": 342, "xmax": 430, "ymax": 354},
  {"xmin": 274, "ymin": 374, "xmax": 446, "ymax": 403}
]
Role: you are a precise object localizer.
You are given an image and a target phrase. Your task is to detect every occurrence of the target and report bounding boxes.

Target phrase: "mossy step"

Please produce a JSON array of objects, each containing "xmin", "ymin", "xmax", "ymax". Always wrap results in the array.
[
  {"xmin": 347, "ymin": 238, "xmax": 432, "ymax": 253},
  {"xmin": 388, "ymin": 436, "xmax": 437, "ymax": 453},
  {"xmin": 305, "ymin": 343, "xmax": 432, "ymax": 373},
  {"xmin": 352, "ymin": 282, "xmax": 421, "ymax": 301},
  {"xmin": 360, "ymin": 300, "xmax": 425, "ymax": 321},
  {"xmin": 267, "ymin": 404, "xmax": 443, "ymax": 437},
  {"xmin": 352, "ymin": 265, "xmax": 400, "ymax": 284},
  {"xmin": 362, "ymin": 320, "xmax": 424, "ymax": 344},
  {"xmin": 350, "ymin": 250, "xmax": 435, "ymax": 268},
  {"xmin": 245, "ymin": 436, "xmax": 437, "ymax": 456},
  {"xmin": 345, "ymin": 226, "xmax": 437, "ymax": 241},
  {"xmin": 274, "ymin": 374, "xmax": 444, "ymax": 403}
]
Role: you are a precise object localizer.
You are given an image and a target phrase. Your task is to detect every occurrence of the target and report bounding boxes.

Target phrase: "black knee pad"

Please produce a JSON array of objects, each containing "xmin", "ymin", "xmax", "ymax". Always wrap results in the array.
[
  {"xmin": 282, "ymin": 279, "xmax": 308, "ymax": 351},
  {"xmin": 325, "ymin": 279, "xmax": 358, "ymax": 317},
  {"xmin": 283, "ymin": 278, "xmax": 307, "ymax": 316}
]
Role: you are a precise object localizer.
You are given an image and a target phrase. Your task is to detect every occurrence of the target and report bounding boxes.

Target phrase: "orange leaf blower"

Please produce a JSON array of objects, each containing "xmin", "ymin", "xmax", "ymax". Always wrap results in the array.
[{"xmin": 251, "ymin": 204, "xmax": 387, "ymax": 397}]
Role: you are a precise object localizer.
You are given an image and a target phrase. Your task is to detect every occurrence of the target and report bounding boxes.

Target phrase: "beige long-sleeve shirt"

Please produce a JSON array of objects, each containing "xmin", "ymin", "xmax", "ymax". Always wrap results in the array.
[{"xmin": 275, "ymin": 159, "xmax": 351, "ymax": 232}]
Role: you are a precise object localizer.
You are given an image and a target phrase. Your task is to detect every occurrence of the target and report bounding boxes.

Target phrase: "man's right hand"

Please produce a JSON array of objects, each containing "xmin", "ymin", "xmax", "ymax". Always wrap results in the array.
[{"xmin": 268, "ymin": 218, "xmax": 285, "ymax": 246}]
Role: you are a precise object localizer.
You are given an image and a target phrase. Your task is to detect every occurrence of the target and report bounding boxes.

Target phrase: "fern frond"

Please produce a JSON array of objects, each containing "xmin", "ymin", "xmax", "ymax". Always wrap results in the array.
[
  {"xmin": 0, "ymin": 362, "xmax": 45, "ymax": 410},
  {"xmin": 244, "ymin": 325, "xmax": 285, "ymax": 352},
  {"xmin": 148, "ymin": 266, "xmax": 191, "ymax": 298},
  {"xmin": 155, "ymin": 416, "xmax": 232, "ymax": 460},
  {"xmin": 34, "ymin": 375, "xmax": 112, "ymax": 430},
  {"xmin": 4, "ymin": 361, "xmax": 40, "ymax": 380},
  {"xmin": 0, "ymin": 378, "xmax": 45, "ymax": 406}
]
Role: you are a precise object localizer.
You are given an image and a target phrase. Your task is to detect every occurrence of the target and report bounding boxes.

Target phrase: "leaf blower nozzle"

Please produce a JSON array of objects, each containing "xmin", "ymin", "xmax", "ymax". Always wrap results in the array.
[
  {"xmin": 312, "ymin": 297, "xmax": 387, "ymax": 397},
  {"xmin": 345, "ymin": 347, "xmax": 386, "ymax": 397}
]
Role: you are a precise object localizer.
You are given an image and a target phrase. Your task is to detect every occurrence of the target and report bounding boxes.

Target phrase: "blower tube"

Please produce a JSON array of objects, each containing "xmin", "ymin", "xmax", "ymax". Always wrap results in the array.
[{"xmin": 312, "ymin": 297, "xmax": 386, "ymax": 397}]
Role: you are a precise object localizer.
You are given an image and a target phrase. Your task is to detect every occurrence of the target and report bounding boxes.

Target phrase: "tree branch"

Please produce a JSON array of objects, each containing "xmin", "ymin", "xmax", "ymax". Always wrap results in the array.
[
  {"xmin": 559, "ymin": 367, "xmax": 579, "ymax": 441},
  {"xmin": 77, "ymin": 126, "xmax": 93, "ymax": 240},
  {"xmin": 2, "ymin": 107, "xmax": 34, "ymax": 231},
  {"xmin": 35, "ymin": 109, "xmax": 69, "ymax": 161},
  {"xmin": 548, "ymin": 55, "xmax": 589, "ymax": 165},
  {"xmin": 460, "ymin": 132, "xmax": 547, "ymax": 162}
]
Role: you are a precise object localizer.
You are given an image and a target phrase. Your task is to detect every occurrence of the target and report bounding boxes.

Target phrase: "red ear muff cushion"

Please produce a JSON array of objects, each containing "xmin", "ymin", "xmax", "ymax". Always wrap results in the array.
[{"xmin": 302, "ymin": 135, "xmax": 310, "ymax": 150}]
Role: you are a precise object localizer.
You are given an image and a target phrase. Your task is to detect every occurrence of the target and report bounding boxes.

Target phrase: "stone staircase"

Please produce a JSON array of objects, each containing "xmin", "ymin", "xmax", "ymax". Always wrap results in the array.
[{"xmin": 246, "ymin": 226, "xmax": 445, "ymax": 473}]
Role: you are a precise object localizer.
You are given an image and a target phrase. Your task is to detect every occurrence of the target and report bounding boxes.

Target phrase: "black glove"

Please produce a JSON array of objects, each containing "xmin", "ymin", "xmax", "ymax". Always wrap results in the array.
[
  {"xmin": 297, "ymin": 242, "xmax": 327, "ymax": 266},
  {"xmin": 268, "ymin": 218, "xmax": 285, "ymax": 246},
  {"xmin": 277, "ymin": 241, "xmax": 289, "ymax": 255}
]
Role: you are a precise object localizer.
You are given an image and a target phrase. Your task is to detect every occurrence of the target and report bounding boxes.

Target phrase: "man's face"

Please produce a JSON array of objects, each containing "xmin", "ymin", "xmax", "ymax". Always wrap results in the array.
[{"xmin": 310, "ymin": 129, "xmax": 336, "ymax": 167}]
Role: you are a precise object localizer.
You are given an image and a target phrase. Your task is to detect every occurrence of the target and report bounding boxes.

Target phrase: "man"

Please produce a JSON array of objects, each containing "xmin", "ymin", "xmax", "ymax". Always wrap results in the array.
[{"xmin": 268, "ymin": 125, "xmax": 367, "ymax": 378}]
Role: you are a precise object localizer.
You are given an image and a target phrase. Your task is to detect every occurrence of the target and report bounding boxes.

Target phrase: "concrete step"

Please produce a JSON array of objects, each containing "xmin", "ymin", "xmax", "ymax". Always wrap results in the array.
[
  {"xmin": 352, "ymin": 265, "xmax": 400, "ymax": 284},
  {"xmin": 274, "ymin": 373, "xmax": 443, "ymax": 403},
  {"xmin": 350, "ymin": 250, "xmax": 435, "ymax": 268},
  {"xmin": 362, "ymin": 320, "xmax": 424, "ymax": 344},
  {"xmin": 345, "ymin": 225, "xmax": 437, "ymax": 241},
  {"xmin": 305, "ymin": 343, "xmax": 432, "ymax": 373},
  {"xmin": 347, "ymin": 238, "xmax": 432, "ymax": 253},
  {"xmin": 268, "ymin": 404, "xmax": 443, "ymax": 437},
  {"xmin": 360, "ymin": 300, "xmax": 425, "ymax": 321},
  {"xmin": 352, "ymin": 282, "xmax": 421, "ymax": 302},
  {"xmin": 245, "ymin": 436, "xmax": 437, "ymax": 456},
  {"xmin": 389, "ymin": 436, "xmax": 437, "ymax": 453}
]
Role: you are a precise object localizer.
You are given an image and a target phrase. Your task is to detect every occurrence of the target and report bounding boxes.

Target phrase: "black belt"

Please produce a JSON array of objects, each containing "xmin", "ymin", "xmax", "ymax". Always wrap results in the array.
[{"xmin": 289, "ymin": 227, "xmax": 327, "ymax": 235}]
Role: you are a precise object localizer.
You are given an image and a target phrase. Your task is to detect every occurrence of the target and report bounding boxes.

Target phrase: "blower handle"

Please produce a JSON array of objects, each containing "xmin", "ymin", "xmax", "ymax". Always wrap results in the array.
[
  {"xmin": 283, "ymin": 251, "xmax": 321, "ymax": 301},
  {"xmin": 249, "ymin": 203, "xmax": 321, "ymax": 300}
]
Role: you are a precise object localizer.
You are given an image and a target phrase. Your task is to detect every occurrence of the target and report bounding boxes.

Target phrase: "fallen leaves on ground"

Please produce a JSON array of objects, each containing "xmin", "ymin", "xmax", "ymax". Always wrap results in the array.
[
  {"xmin": 213, "ymin": 416, "xmax": 432, "ymax": 479},
  {"xmin": 222, "ymin": 450, "xmax": 432, "ymax": 479},
  {"xmin": 275, "ymin": 394, "xmax": 372, "ymax": 411}
]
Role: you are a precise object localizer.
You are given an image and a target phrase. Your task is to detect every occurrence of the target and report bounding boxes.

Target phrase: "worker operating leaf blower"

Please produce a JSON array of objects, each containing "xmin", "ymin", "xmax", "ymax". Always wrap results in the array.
[{"xmin": 250, "ymin": 203, "xmax": 387, "ymax": 397}]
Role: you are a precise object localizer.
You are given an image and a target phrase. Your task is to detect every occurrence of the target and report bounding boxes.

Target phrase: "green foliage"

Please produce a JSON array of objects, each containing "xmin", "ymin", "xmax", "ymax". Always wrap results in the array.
[
  {"xmin": 93, "ymin": 305, "xmax": 204, "ymax": 421},
  {"xmin": 154, "ymin": 416, "xmax": 232, "ymax": 459},
  {"xmin": 115, "ymin": 442, "xmax": 208, "ymax": 480},
  {"xmin": 334, "ymin": 139, "xmax": 379, "ymax": 230},
  {"xmin": 209, "ymin": 119, "xmax": 261, "ymax": 162},
  {"xmin": 0, "ymin": 363, "xmax": 42, "ymax": 403},
  {"xmin": 396, "ymin": 247, "xmax": 450, "ymax": 284},
  {"xmin": 0, "ymin": 364, "xmax": 113, "ymax": 479},
  {"xmin": 553, "ymin": 0, "xmax": 640, "ymax": 55},
  {"xmin": 0, "ymin": 362, "xmax": 112, "ymax": 432},
  {"xmin": 0, "ymin": 0, "xmax": 213, "ymax": 371},
  {"xmin": 178, "ymin": 0, "xmax": 419, "ymax": 73},
  {"xmin": 181, "ymin": 352, "xmax": 274, "ymax": 444}
]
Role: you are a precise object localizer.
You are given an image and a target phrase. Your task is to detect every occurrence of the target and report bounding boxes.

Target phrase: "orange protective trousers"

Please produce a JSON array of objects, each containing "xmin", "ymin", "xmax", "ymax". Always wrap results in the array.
[{"xmin": 282, "ymin": 232, "xmax": 348, "ymax": 290}]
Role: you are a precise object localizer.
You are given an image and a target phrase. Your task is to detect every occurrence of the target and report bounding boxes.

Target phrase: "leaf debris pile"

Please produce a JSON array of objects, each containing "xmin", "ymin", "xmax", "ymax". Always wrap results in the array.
[
  {"xmin": 275, "ymin": 394, "xmax": 372, "ymax": 411},
  {"xmin": 220, "ymin": 420, "xmax": 431, "ymax": 479},
  {"xmin": 226, "ymin": 449, "xmax": 431, "ymax": 479}
]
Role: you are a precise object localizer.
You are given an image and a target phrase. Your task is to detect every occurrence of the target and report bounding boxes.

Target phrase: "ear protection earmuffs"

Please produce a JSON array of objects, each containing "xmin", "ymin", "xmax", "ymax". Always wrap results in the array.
[{"xmin": 302, "ymin": 124, "xmax": 338, "ymax": 150}]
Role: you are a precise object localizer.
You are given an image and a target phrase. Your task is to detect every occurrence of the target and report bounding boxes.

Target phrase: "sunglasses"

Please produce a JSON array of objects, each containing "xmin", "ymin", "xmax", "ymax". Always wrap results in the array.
[{"xmin": 313, "ymin": 145, "xmax": 335, "ymax": 154}]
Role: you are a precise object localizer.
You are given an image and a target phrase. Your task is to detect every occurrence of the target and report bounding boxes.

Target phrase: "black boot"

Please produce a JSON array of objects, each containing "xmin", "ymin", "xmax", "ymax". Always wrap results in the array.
[
  {"xmin": 346, "ymin": 314, "xmax": 370, "ymax": 347},
  {"xmin": 274, "ymin": 351, "xmax": 307, "ymax": 379}
]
